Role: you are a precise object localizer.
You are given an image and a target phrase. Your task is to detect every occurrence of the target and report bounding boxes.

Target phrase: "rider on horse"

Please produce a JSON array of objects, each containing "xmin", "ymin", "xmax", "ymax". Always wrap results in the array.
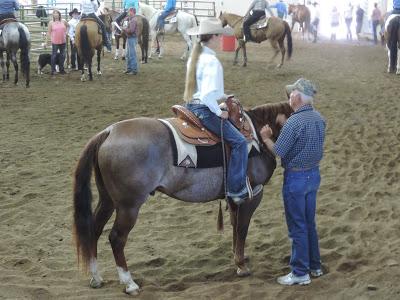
[
  {"xmin": 243, "ymin": 0, "xmax": 274, "ymax": 42},
  {"xmin": 391, "ymin": 0, "xmax": 400, "ymax": 15},
  {"xmin": 0, "ymin": 0, "xmax": 19, "ymax": 25},
  {"xmin": 156, "ymin": 0, "xmax": 176, "ymax": 32},
  {"xmin": 80, "ymin": 0, "xmax": 112, "ymax": 51}
]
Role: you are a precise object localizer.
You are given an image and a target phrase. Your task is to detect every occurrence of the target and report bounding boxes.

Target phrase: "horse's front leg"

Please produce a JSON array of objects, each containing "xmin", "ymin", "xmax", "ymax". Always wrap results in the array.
[
  {"xmin": 97, "ymin": 49, "xmax": 102, "ymax": 75},
  {"xmin": 109, "ymin": 204, "xmax": 143, "ymax": 295},
  {"xmin": 114, "ymin": 36, "xmax": 120, "ymax": 60},
  {"xmin": 230, "ymin": 193, "xmax": 263, "ymax": 276},
  {"xmin": 234, "ymin": 41, "xmax": 243, "ymax": 65},
  {"xmin": 396, "ymin": 48, "xmax": 400, "ymax": 75},
  {"xmin": 387, "ymin": 48, "xmax": 393, "ymax": 73},
  {"xmin": 148, "ymin": 33, "xmax": 156, "ymax": 59},
  {"xmin": 10, "ymin": 52, "xmax": 18, "ymax": 85},
  {"xmin": 80, "ymin": 55, "xmax": 86, "ymax": 81},
  {"xmin": 242, "ymin": 43, "xmax": 247, "ymax": 67},
  {"xmin": 6, "ymin": 52, "xmax": 11, "ymax": 80},
  {"xmin": 181, "ymin": 34, "xmax": 191, "ymax": 60}
]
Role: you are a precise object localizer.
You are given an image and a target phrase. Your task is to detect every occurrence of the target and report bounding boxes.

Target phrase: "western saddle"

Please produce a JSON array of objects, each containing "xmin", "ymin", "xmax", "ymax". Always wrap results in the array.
[{"xmin": 167, "ymin": 97, "xmax": 254, "ymax": 146}]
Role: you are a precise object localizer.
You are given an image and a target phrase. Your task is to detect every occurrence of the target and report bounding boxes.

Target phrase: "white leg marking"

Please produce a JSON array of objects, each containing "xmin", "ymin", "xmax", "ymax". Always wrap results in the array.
[
  {"xmin": 397, "ymin": 48, "xmax": 400, "ymax": 74},
  {"xmin": 117, "ymin": 266, "xmax": 140, "ymax": 295},
  {"xmin": 89, "ymin": 258, "xmax": 103, "ymax": 288}
]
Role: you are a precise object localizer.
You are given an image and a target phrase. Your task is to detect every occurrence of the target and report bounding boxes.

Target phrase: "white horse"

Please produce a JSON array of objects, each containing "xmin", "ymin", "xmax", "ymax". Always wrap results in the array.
[
  {"xmin": 0, "ymin": 21, "xmax": 31, "ymax": 87},
  {"xmin": 138, "ymin": 2, "xmax": 197, "ymax": 59}
]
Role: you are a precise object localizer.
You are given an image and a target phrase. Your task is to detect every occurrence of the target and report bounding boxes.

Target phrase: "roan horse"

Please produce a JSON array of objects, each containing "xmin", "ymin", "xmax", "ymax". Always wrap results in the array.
[
  {"xmin": 104, "ymin": 8, "xmax": 150, "ymax": 63},
  {"xmin": 0, "ymin": 21, "xmax": 30, "ymax": 87},
  {"xmin": 75, "ymin": 18, "xmax": 103, "ymax": 81},
  {"xmin": 73, "ymin": 102, "xmax": 293, "ymax": 295},
  {"xmin": 288, "ymin": 4, "xmax": 311, "ymax": 40},
  {"xmin": 219, "ymin": 12, "xmax": 292, "ymax": 67},
  {"xmin": 138, "ymin": 2, "xmax": 197, "ymax": 59},
  {"xmin": 384, "ymin": 14, "xmax": 400, "ymax": 74}
]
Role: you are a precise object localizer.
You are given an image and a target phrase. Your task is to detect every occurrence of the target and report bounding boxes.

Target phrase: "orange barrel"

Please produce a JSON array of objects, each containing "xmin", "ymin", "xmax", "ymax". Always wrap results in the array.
[{"xmin": 221, "ymin": 35, "xmax": 236, "ymax": 52}]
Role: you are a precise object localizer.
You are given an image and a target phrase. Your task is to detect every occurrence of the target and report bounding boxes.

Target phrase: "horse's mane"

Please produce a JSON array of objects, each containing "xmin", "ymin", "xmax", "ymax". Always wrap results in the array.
[{"xmin": 246, "ymin": 102, "xmax": 293, "ymax": 139}]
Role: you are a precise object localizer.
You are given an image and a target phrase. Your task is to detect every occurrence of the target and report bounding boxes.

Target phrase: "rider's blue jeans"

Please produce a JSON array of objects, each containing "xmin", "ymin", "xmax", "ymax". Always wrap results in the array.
[
  {"xmin": 187, "ymin": 104, "xmax": 248, "ymax": 196},
  {"xmin": 282, "ymin": 167, "xmax": 322, "ymax": 276},
  {"xmin": 157, "ymin": 8, "xmax": 174, "ymax": 28}
]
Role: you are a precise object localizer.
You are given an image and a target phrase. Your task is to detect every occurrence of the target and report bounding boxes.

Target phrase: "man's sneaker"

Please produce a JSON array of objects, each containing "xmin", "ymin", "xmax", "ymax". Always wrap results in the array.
[
  {"xmin": 310, "ymin": 269, "xmax": 323, "ymax": 278},
  {"xmin": 277, "ymin": 272, "xmax": 311, "ymax": 286}
]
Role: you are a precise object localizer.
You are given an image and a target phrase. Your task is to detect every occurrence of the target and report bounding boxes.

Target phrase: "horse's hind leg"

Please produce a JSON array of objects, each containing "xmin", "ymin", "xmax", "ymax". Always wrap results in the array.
[
  {"xmin": 277, "ymin": 39, "xmax": 286, "ymax": 68},
  {"xmin": 109, "ymin": 201, "xmax": 144, "ymax": 295},
  {"xmin": 0, "ymin": 51, "xmax": 5, "ymax": 81},
  {"xmin": 397, "ymin": 47, "xmax": 400, "ymax": 75},
  {"xmin": 269, "ymin": 40, "xmax": 281, "ymax": 67},
  {"xmin": 6, "ymin": 52, "xmax": 10, "ymax": 80},
  {"xmin": 10, "ymin": 52, "xmax": 18, "ymax": 85},
  {"xmin": 97, "ymin": 49, "xmax": 102, "ymax": 75},
  {"xmin": 114, "ymin": 36, "xmax": 120, "ymax": 60}
]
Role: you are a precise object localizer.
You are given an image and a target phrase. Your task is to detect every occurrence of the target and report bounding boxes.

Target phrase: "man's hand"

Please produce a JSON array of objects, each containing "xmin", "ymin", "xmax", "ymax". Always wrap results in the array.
[
  {"xmin": 220, "ymin": 111, "xmax": 229, "ymax": 119},
  {"xmin": 260, "ymin": 124, "xmax": 273, "ymax": 140}
]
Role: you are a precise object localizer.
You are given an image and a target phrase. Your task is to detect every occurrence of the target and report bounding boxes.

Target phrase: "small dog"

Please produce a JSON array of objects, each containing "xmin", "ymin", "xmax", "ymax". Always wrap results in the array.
[{"xmin": 37, "ymin": 53, "xmax": 61, "ymax": 74}]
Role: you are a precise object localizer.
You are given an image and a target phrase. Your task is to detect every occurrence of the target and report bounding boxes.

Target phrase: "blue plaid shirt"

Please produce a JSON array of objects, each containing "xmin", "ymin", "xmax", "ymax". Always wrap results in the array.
[{"xmin": 274, "ymin": 104, "xmax": 325, "ymax": 170}]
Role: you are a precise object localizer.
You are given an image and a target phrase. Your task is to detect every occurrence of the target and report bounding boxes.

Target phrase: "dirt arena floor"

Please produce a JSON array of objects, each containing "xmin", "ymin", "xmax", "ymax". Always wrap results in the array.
[{"xmin": 1, "ymin": 34, "xmax": 400, "ymax": 299}]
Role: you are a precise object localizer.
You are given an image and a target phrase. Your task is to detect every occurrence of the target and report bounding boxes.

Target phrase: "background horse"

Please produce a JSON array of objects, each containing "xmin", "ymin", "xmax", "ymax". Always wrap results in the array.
[
  {"xmin": 288, "ymin": 4, "xmax": 310, "ymax": 40},
  {"xmin": 0, "ymin": 21, "xmax": 30, "ymax": 87},
  {"xmin": 384, "ymin": 15, "xmax": 400, "ymax": 74},
  {"xmin": 75, "ymin": 19, "xmax": 104, "ymax": 81},
  {"xmin": 73, "ymin": 102, "xmax": 293, "ymax": 295},
  {"xmin": 219, "ymin": 12, "xmax": 292, "ymax": 68},
  {"xmin": 103, "ymin": 8, "xmax": 150, "ymax": 63},
  {"xmin": 139, "ymin": 2, "xmax": 197, "ymax": 59}
]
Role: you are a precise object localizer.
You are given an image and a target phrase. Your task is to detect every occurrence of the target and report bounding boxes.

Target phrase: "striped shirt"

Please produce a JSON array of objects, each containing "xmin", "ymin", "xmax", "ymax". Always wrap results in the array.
[{"xmin": 274, "ymin": 104, "xmax": 325, "ymax": 170}]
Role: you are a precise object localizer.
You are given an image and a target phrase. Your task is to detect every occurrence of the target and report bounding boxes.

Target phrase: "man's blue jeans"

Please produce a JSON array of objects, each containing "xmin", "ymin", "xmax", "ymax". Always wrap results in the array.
[
  {"xmin": 126, "ymin": 36, "xmax": 138, "ymax": 72},
  {"xmin": 187, "ymin": 104, "xmax": 248, "ymax": 196},
  {"xmin": 282, "ymin": 167, "xmax": 321, "ymax": 276}
]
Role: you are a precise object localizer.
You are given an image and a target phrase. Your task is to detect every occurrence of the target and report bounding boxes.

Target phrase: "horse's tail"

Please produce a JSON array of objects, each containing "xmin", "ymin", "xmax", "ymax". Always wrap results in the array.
[
  {"xmin": 388, "ymin": 17, "xmax": 400, "ymax": 72},
  {"xmin": 73, "ymin": 130, "xmax": 110, "ymax": 271},
  {"xmin": 79, "ymin": 25, "xmax": 91, "ymax": 65},
  {"xmin": 18, "ymin": 26, "xmax": 30, "ymax": 79},
  {"xmin": 284, "ymin": 21, "xmax": 293, "ymax": 59}
]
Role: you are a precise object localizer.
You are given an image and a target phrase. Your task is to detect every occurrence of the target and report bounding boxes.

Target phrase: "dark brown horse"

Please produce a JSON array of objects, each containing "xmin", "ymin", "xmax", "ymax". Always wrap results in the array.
[
  {"xmin": 104, "ymin": 8, "xmax": 150, "ymax": 63},
  {"xmin": 75, "ymin": 19, "xmax": 103, "ymax": 81},
  {"xmin": 288, "ymin": 4, "xmax": 311, "ymax": 40},
  {"xmin": 73, "ymin": 102, "xmax": 293, "ymax": 295},
  {"xmin": 219, "ymin": 12, "xmax": 292, "ymax": 67},
  {"xmin": 384, "ymin": 15, "xmax": 400, "ymax": 74}
]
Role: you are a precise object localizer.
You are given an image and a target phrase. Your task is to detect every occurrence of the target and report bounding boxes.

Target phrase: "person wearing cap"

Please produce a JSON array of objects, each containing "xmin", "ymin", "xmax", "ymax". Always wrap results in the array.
[
  {"xmin": 156, "ymin": 0, "xmax": 176, "ymax": 32},
  {"xmin": 80, "ymin": 0, "xmax": 112, "ymax": 51},
  {"xmin": 391, "ymin": 0, "xmax": 400, "ymax": 14},
  {"xmin": 0, "ymin": 0, "xmax": 19, "ymax": 23},
  {"xmin": 123, "ymin": 7, "xmax": 138, "ymax": 75},
  {"xmin": 260, "ymin": 78, "xmax": 326, "ymax": 286},
  {"xmin": 184, "ymin": 18, "xmax": 263, "ymax": 205},
  {"xmin": 68, "ymin": 8, "xmax": 82, "ymax": 71},
  {"xmin": 243, "ymin": 0, "xmax": 274, "ymax": 42},
  {"xmin": 114, "ymin": 0, "xmax": 139, "ymax": 32}
]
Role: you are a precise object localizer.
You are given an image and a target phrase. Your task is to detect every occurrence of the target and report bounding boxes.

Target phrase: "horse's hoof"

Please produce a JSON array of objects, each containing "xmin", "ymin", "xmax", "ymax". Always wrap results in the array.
[
  {"xmin": 122, "ymin": 57, "xmax": 125, "ymax": 60},
  {"xmin": 236, "ymin": 266, "xmax": 251, "ymax": 277},
  {"xmin": 276, "ymin": 64, "xmax": 282, "ymax": 69},
  {"xmin": 396, "ymin": 70, "xmax": 400, "ymax": 75},
  {"xmin": 97, "ymin": 71, "xmax": 102, "ymax": 75},
  {"xmin": 114, "ymin": 56, "xmax": 119, "ymax": 60},
  {"xmin": 81, "ymin": 76, "xmax": 86, "ymax": 82},
  {"xmin": 125, "ymin": 282, "xmax": 140, "ymax": 295},
  {"xmin": 89, "ymin": 277, "xmax": 103, "ymax": 289}
]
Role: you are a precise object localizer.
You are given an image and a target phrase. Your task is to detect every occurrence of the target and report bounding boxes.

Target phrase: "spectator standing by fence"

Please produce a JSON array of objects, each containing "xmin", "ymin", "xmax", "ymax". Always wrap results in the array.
[
  {"xmin": 47, "ymin": 9, "xmax": 68, "ymax": 75},
  {"xmin": 68, "ymin": 8, "xmax": 82, "ymax": 71},
  {"xmin": 371, "ymin": 3, "xmax": 381, "ymax": 45}
]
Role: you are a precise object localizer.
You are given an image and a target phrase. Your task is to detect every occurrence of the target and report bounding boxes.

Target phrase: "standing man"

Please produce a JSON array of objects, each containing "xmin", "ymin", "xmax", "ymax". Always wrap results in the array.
[
  {"xmin": 156, "ymin": 0, "xmax": 176, "ymax": 32},
  {"xmin": 309, "ymin": 2, "xmax": 320, "ymax": 43},
  {"xmin": 344, "ymin": 2, "xmax": 353, "ymax": 41},
  {"xmin": 0, "ymin": 0, "xmax": 19, "ymax": 23},
  {"xmin": 371, "ymin": 3, "xmax": 381, "ymax": 45},
  {"xmin": 123, "ymin": 7, "xmax": 138, "ymax": 75},
  {"xmin": 68, "ymin": 8, "xmax": 82, "ymax": 71},
  {"xmin": 260, "ymin": 78, "xmax": 326, "ymax": 286},
  {"xmin": 270, "ymin": 0, "xmax": 287, "ymax": 20},
  {"xmin": 355, "ymin": 5, "xmax": 364, "ymax": 40}
]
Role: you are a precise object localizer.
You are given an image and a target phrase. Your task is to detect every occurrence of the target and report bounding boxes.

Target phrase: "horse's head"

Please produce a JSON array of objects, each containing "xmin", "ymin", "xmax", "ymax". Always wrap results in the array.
[
  {"xmin": 288, "ymin": 4, "xmax": 295, "ymax": 14},
  {"xmin": 219, "ymin": 11, "xmax": 228, "ymax": 27}
]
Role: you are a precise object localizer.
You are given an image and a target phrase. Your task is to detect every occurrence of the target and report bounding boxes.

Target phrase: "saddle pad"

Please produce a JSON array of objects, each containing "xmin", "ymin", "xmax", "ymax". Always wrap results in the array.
[{"xmin": 159, "ymin": 118, "xmax": 260, "ymax": 168}]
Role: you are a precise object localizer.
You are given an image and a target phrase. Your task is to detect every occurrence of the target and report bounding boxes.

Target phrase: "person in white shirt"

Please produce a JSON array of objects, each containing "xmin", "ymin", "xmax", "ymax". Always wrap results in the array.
[
  {"xmin": 344, "ymin": 3, "xmax": 353, "ymax": 40},
  {"xmin": 184, "ymin": 18, "xmax": 263, "ymax": 205},
  {"xmin": 68, "ymin": 8, "xmax": 82, "ymax": 70},
  {"xmin": 309, "ymin": 1, "xmax": 320, "ymax": 43},
  {"xmin": 80, "ymin": 0, "xmax": 111, "ymax": 51}
]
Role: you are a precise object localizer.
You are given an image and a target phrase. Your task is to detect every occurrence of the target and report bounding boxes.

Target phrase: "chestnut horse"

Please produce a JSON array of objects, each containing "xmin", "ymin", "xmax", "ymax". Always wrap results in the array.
[
  {"xmin": 219, "ymin": 12, "xmax": 292, "ymax": 67},
  {"xmin": 384, "ymin": 15, "xmax": 400, "ymax": 74},
  {"xmin": 73, "ymin": 102, "xmax": 293, "ymax": 295},
  {"xmin": 288, "ymin": 4, "xmax": 311, "ymax": 40},
  {"xmin": 75, "ymin": 19, "xmax": 103, "ymax": 81}
]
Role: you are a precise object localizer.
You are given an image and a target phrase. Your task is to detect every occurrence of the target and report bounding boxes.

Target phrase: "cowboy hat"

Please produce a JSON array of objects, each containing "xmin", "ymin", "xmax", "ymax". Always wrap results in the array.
[
  {"xmin": 69, "ymin": 8, "xmax": 81, "ymax": 17},
  {"xmin": 186, "ymin": 18, "xmax": 234, "ymax": 36}
]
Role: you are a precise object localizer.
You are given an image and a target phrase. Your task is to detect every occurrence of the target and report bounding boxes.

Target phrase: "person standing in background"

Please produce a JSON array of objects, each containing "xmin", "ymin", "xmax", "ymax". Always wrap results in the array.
[
  {"xmin": 371, "ymin": 3, "xmax": 381, "ymax": 45},
  {"xmin": 344, "ymin": 3, "xmax": 353, "ymax": 41},
  {"xmin": 355, "ymin": 5, "xmax": 364, "ymax": 41}
]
